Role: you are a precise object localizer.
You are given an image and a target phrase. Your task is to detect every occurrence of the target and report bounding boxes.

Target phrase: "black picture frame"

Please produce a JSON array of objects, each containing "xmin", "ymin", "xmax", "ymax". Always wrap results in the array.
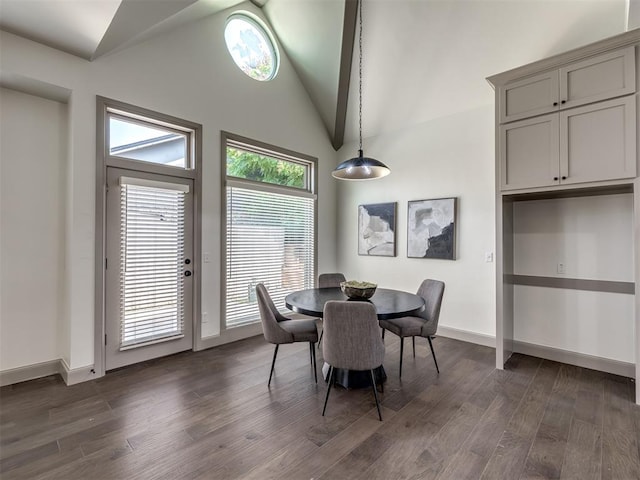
[
  {"xmin": 407, "ymin": 197, "xmax": 457, "ymax": 260},
  {"xmin": 358, "ymin": 202, "xmax": 397, "ymax": 257}
]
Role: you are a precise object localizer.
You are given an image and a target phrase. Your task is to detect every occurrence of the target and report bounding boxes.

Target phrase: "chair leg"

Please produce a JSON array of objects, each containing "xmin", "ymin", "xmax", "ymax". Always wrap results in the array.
[
  {"xmin": 370, "ymin": 370, "xmax": 383, "ymax": 421},
  {"xmin": 318, "ymin": 330, "xmax": 323, "ymax": 349},
  {"xmin": 268, "ymin": 344, "xmax": 279, "ymax": 386},
  {"xmin": 311, "ymin": 342, "xmax": 317, "ymax": 383},
  {"xmin": 399, "ymin": 337, "xmax": 404, "ymax": 378},
  {"xmin": 322, "ymin": 366, "xmax": 334, "ymax": 416},
  {"xmin": 412, "ymin": 336, "xmax": 416, "ymax": 358},
  {"xmin": 427, "ymin": 336, "xmax": 440, "ymax": 374},
  {"xmin": 381, "ymin": 328, "xmax": 385, "ymax": 340}
]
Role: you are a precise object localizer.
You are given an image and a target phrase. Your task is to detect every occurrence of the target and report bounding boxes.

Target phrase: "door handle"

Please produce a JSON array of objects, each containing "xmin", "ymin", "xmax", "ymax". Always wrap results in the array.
[{"xmin": 184, "ymin": 270, "xmax": 192, "ymax": 277}]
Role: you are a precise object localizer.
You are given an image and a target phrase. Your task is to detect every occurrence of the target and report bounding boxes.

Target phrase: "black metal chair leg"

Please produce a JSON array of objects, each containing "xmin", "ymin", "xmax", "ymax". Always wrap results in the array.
[
  {"xmin": 370, "ymin": 370, "xmax": 383, "ymax": 421},
  {"xmin": 399, "ymin": 337, "xmax": 404, "ymax": 378},
  {"xmin": 412, "ymin": 336, "xmax": 416, "ymax": 358},
  {"xmin": 318, "ymin": 330, "xmax": 323, "ymax": 349},
  {"xmin": 311, "ymin": 342, "xmax": 317, "ymax": 383},
  {"xmin": 427, "ymin": 336, "xmax": 440, "ymax": 374},
  {"xmin": 381, "ymin": 328, "xmax": 385, "ymax": 340},
  {"xmin": 268, "ymin": 344, "xmax": 279, "ymax": 386},
  {"xmin": 322, "ymin": 366, "xmax": 334, "ymax": 416}
]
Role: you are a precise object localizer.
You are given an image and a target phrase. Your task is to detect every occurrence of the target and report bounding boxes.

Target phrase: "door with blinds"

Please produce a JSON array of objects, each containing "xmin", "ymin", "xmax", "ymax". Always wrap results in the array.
[{"xmin": 105, "ymin": 168, "xmax": 193, "ymax": 370}]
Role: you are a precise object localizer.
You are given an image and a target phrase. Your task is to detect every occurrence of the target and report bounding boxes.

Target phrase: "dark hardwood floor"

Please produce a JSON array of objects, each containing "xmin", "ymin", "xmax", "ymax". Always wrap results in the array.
[{"xmin": 1, "ymin": 334, "xmax": 639, "ymax": 479}]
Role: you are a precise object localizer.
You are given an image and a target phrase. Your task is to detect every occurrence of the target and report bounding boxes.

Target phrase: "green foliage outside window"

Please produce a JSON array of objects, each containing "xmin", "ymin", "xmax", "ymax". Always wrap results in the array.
[{"xmin": 227, "ymin": 147, "xmax": 305, "ymax": 188}]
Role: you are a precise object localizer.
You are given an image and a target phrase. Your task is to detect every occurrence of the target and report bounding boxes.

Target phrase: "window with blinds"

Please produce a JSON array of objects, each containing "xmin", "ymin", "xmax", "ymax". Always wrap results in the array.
[
  {"xmin": 119, "ymin": 177, "xmax": 187, "ymax": 348},
  {"xmin": 224, "ymin": 136, "xmax": 316, "ymax": 328}
]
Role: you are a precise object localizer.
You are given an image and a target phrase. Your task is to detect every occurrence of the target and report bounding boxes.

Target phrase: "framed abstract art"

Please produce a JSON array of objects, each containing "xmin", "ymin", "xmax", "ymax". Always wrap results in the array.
[
  {"xmin": 358, "ymin": 202, "xmax": 396, "ymax": 257},
  {"xmin": 407, "ymin": 197, "xmax": 457, "ymax": 260}
]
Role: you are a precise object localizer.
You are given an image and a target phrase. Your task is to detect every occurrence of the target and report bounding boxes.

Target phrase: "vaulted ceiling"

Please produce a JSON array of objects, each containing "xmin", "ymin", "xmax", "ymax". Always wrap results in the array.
[{"xmin": 0, "ymin": 0, "xmax": 633, "ymax": 150}]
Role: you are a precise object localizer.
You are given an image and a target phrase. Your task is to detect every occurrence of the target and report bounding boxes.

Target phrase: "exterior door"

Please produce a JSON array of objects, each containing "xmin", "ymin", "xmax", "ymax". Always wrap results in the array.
[{"xmin": 105, "ymin": 167, "xmax": 194, "ymax": 370}]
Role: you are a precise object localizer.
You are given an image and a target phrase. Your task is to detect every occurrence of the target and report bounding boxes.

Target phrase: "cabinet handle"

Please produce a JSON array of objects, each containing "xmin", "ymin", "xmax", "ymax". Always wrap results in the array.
[
  {"xmin": 553, "ymin": 177, "xmax": 559, "ymax": 181},
  {"xmin": 561, "ymin": 176, "xmax": 567, "ymax": 180},
  {"xmin": 553, "ymin": 102, "xmax": 558, "ymax": 106},
  {"xmin": 561, "ymin": 100, "xmax": 566, "ymax": 104}
]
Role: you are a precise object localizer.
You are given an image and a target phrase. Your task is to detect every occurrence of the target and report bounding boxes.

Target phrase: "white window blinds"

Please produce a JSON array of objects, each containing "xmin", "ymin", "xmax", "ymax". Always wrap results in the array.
[
  {"xmin": 225, "ymin": 185, "xmax": 315, "ymax": 327},
  {"xmin": 225, "ymin": 172, "xmax": 315, "ymax": 328},
  {"xmin": 119, "ymin": 180, "xmax": 186, "ymax": 348}
]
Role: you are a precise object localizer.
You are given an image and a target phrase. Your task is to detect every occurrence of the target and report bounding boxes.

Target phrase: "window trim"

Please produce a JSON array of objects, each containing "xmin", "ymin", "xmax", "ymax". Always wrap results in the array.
[
  {"xmin": 107, "ymin": 111, "xmax": 194, "ymax": 170},
  {"xmin": 224, "ymin": 12, "xmax": 280, "ymax": 82},
  {"xmin": 220, "ymin": 131, "xmax": 318, "ymax": 331},
  {"xmin": 104, "ymin": 104, "xmax": 198, "ymax": 178}
]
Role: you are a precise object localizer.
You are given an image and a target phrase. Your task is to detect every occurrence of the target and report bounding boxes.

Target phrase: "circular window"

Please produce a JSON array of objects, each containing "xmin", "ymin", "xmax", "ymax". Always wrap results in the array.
[{"xmin": 224, "ymin": 13, "xmax": 279, "ymax": 81}]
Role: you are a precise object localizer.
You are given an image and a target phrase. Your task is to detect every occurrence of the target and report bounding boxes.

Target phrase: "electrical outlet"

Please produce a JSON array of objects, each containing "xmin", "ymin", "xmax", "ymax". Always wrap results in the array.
[
  {"xmin": 202, "ymin": 312, "xmax": 208, "ymax": 323},
  {"xmin": 203, "ymin": 252, "xmax": 211, "ymax": 263},
  {"xmin": 557, "ymin": 262, "xmax": 566, "ymax": 274},
  {"xmin": 485, "ymin": 252, "xmax": 494, "ymax": 263}
]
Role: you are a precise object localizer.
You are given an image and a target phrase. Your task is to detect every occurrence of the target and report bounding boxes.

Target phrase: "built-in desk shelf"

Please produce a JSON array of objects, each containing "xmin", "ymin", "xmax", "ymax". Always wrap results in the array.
[{"xmin": 488, "ymin": 30, "xmax": 640, "ymax": 403}]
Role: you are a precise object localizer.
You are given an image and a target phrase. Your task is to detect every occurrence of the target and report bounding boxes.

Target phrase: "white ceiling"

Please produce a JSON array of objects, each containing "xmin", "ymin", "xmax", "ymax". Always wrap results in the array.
[
  {"xmin": 344, "ymin": 0, "xmax": 630, "ymax": 147},
  {"xmin": 0, "ymin": 0, "xmax": 634, "ymax": 149}
]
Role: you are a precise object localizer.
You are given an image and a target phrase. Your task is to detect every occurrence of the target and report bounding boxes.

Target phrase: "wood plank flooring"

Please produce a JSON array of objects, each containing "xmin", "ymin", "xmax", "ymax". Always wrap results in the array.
[{"xmin": 1, "ymin": 334, "xmax": 639, "ymax": 479}]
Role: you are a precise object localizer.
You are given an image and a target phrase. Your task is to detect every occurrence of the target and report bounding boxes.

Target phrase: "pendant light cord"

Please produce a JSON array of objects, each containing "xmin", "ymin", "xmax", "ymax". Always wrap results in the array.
[{"xmin": 358, "ymin": 0, "xmax": 363, "ymax": 155}]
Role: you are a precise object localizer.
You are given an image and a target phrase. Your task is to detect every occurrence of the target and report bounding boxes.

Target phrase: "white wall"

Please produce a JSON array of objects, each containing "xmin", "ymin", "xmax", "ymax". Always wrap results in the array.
[
  {"xmin": 512, "ymin": 194, "xmax": 635, "ymax": 362},
  {"xmin": 629, "ymin": 0, "xmax": 640, "ymax": 30},
  {"xmin": 0, "ymin": 1, "xmax": 337, "ymax": 374},
  {"xmin": 0, "ymin": 88, "xmax": 67, "ymax": 370},
  {"xmin": 336, "ymin": 106, "xmax": 496, "ymax": 339}
]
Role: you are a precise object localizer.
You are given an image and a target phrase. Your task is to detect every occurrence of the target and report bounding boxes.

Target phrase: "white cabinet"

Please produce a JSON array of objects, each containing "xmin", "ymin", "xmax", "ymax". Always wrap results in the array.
[
  {"xmin": 489, "ymin": 30, "xmax": 640, "ymax": 404},
  {"xmin": 500, "ymin": 115, "xmax": 559, "ymax": 190},
  {"xmin": 560, "ymin": 96, "xmax": 637, "ymax": 185},
  {"xmin": 500, "ymin": 96, "xmax": 636, "ymax": 191},
  {"xmin": 500, "ymin": 46, "xmax": 635, "ymax": 123},
  {"xmin": 500, "ymin": 71, "xmax": 559, "ymax": 123}
]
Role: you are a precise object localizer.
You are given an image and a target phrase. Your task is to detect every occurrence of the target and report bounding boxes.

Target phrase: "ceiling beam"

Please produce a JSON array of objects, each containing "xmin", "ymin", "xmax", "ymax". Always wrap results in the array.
[{"xmin": 332, "ymin": 0, "xmax": 358, "ymax": 151}]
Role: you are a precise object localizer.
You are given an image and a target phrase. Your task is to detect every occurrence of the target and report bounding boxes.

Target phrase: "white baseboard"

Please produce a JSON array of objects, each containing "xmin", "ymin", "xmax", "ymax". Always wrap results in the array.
[
  {"xmin": 0, "ymin": 359, "xmax": 97, "ymax": 387},
  {"xmin": 513, "ymin": 340, "xmax": 635, "ymax": 378},
  {"xmin": 0, "ymin": 360, "xmax": 61, "ymax": 387},
  {"xmin": 59, "ymin": 359, "xmax": 98, "ymax": 385},
  {"xmin": 3, "ymin": 328, "xmax": 632, "ymax": 387},
  {"xmin": 437, "ymin": 326, "xmax": 496, "ymax": 348}
]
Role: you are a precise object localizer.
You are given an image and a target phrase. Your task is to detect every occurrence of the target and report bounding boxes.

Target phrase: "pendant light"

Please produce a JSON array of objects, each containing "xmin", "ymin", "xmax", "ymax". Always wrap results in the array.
[{"xmin": 332, "ymin": 0, "xmax": 390, "ymax": 180}]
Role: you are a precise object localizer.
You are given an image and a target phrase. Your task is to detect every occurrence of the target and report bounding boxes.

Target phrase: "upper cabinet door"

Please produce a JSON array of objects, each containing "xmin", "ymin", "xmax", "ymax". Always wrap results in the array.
[
  {"xmin": 559, "ymin": 96, "xmax": 637, "ymax": 185},
  {"xmin": 499, "ymin": 46, "xmax": 636, "ymax": 125},
  {"xmin": 559, "ymin": 46, "xmax": 636, "ymax": 110},
  {"xmin": 500, "ymin": 114, "xmax": 560, "ymax": 191},
  {"xmin": 500, "ymin": 71, "xmax": 559, "ymax": 124}
]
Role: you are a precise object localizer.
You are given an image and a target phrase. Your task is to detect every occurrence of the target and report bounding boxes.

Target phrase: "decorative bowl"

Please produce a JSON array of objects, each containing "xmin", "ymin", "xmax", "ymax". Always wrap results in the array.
[{"xmin": 340, "ymin": 281, "xmax": 377, "ymax": 300}]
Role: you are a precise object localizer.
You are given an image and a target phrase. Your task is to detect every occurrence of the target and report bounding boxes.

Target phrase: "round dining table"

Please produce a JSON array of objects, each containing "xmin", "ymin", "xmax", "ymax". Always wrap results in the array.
[{"xmin": 285, "ymin": 287, "xmax": 425, "ymax": 388}]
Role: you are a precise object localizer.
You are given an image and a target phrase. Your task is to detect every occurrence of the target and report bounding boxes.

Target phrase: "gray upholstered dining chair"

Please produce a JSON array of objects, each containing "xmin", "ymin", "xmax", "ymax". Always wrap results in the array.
[
  {"xmin": 318, "ymin": 272, "xmax": 346, "ymax": 288},
  {"xmin": 316, "ymin": 273, "xmax": 346, "ymax": 347},
  {"xmin": 379, "ymin": 279, "xmax": 445, "ymax": 379},
  {"xmin": 322, "ymin": 300, "xmax": 385, "ymax": 421},
  {"xmin": 256, "ymin": 283, "xmax": 318, "ymax": 386}
]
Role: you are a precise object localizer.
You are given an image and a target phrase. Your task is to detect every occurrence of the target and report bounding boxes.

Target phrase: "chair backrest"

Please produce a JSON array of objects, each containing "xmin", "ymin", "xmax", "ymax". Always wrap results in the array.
[
  {"xmin": 318, "ymin": 273, "xmax": 346, "ymax": 288},
  {"xmin": 322, "ymin": 300, "xmax": 385, "ymax": 371},
  {"xmin": 256, "ymin": 283, "xmax": 293, "ymax": 344},
  {"xmin": 416, "ymin": 279, "xmax": 445, "ymax": 337}
]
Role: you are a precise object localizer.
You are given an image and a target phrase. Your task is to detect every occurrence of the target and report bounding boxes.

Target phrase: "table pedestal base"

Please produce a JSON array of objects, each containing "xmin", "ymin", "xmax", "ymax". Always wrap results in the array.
[{"xmin": 322, "ymin": 362, "xmax": 386, "ymax": 389}]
